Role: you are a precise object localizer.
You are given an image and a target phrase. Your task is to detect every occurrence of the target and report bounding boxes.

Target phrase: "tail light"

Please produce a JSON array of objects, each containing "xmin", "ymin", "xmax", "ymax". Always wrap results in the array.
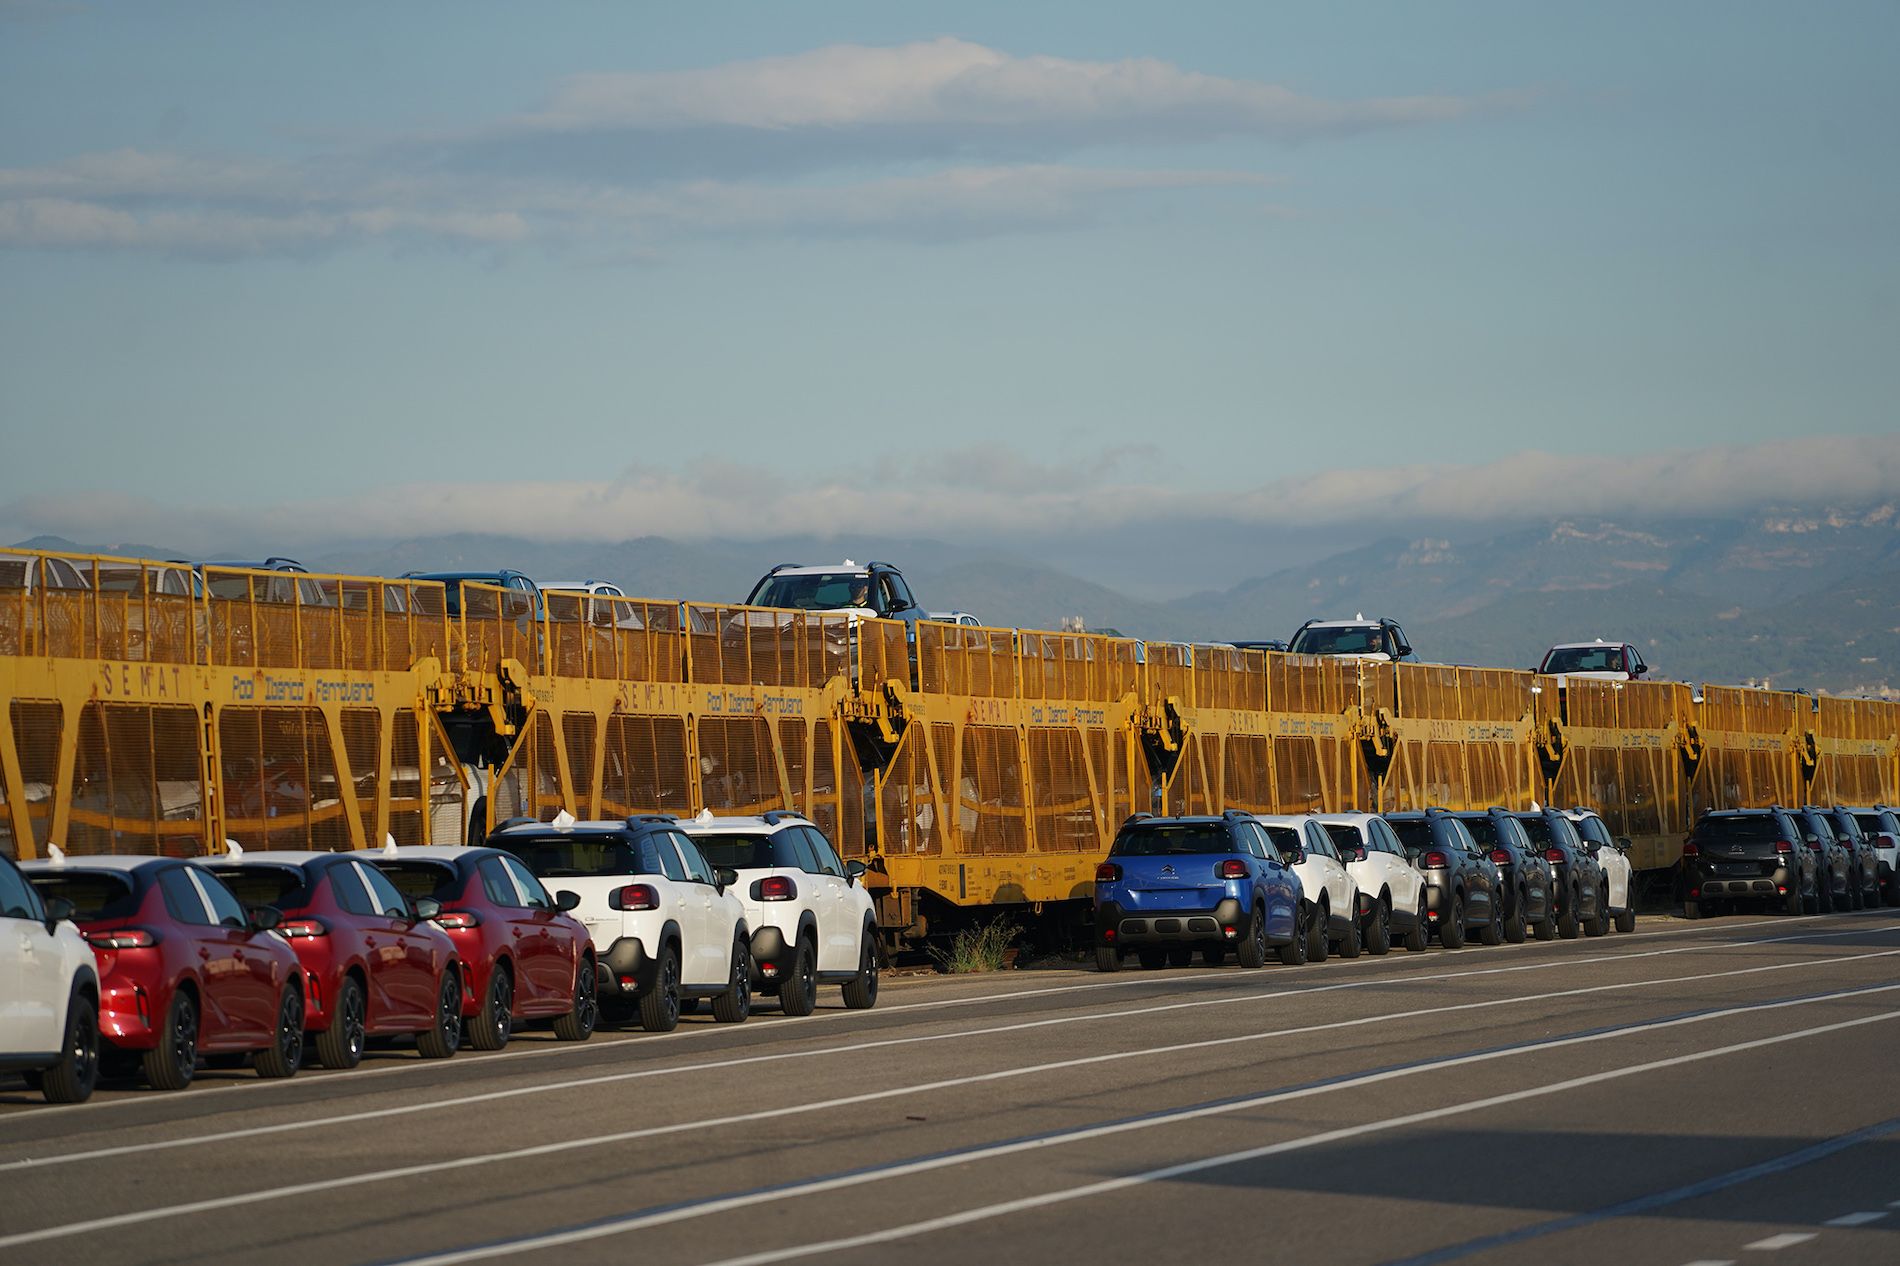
[
  {"xmin": 612, "ymin": 884, "xmax": 660, "ymax": 912},
  {"xmin": 1806, "ymin": 839, "xmax": 1822, "ymax": 851},
  {"xmin": 1216, "ymin": 859, "xmax": 1249, "ymax": 880},
  {"xmin": 1422, "ymin": 850, "xmax": 1448, "ymax": 868},
  {"xmin": 759, "ymin": 875, "xmax": 797, "ymax": 901},
  {"xmin": 277, "ymin": 918, "xmax": 329, "ymax": 939},
  {"xmin": 1774, "ymin": 839, "xmax": 1793, "ymax": 855},
  {"xmin": 1544, "ymin": 847, "xmax": 1567, "ymax": 863},
  {"xmin": 1095, "ymin": 862, "xmax": 1121, "ymax": 883},
  {"xmin": 1351, "ymin": 846, "xmax": 1368, "ymax": 862},
  {"xmin": 433, "ymin": 911, "xmax": 480, "ymax": 929},
  {"xmin": 1489, "ymin": 848, "xmax": 1512, "ymax": 865},
  {"xmin": 85, "ymin": 928, "xmax": 157, "ymax": 949},
  {"xmin": 1683, "ymin": 841, "xmax": 1700, "ymax": 857}
]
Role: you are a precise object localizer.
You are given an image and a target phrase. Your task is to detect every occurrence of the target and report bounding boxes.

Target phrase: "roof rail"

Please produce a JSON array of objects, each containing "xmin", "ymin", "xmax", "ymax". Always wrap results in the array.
[
  {"xmin": 625, "ymin": 813, "xmax": 678, "ymax": 828},
  {"xmin": 494, "ymin": 815, "xmax": 539, "ymax": 833},
  {"xmin": 1122, "ymin": 812, "xmax": 1153, "ymax": 825},
  {"xmin": 760, "ymin": 809, "xmax": 807, "ymax": 825}
]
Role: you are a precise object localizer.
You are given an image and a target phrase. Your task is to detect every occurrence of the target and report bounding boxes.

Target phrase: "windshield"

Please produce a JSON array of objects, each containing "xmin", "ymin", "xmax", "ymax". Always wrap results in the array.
[
  {"xmin": 29, "ymin": 871, "xmax": 139, "ymax": 921},
  {"xmin": 1288, "ymin": 625, "xmax": 1384, "ymax": 656},
  {"xmin": 375, "ymin": 861, "xmax": 461, "ymax": 902},
  {"xmin": 746, "ymin": 572, "xmax": 871, "ymax": 611},
  {"xmin": 693, "ymin": 834, "xmax": 797, "ymax": 870},
  {"xmin": 1111, "ymin": 825, "xmax": 1234, "ymax": 856},
  {"xmin": 1541, "ymin": 646, "xmax": 1627, "ymax": 674},
  {"xmin": 491, "ymin": 832, "xmax": 666, "ymax": 878}
]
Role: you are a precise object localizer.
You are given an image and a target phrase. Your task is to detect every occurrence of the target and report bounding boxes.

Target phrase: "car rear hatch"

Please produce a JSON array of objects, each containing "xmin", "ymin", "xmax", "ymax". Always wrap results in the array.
[
  {"xmin": 1110, "ymin": 855, "xmax": 1230, "ymax": 912},
  {"xmin": 1690, "ymin": 817, "xmax": 1789, "ymax": 876}
]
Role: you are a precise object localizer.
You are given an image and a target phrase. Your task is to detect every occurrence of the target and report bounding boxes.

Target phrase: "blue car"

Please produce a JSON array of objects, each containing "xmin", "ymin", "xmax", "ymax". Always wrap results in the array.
[{"xmin": 1093, "ymin": 811, "xmax": 1305, "ymax": 971}]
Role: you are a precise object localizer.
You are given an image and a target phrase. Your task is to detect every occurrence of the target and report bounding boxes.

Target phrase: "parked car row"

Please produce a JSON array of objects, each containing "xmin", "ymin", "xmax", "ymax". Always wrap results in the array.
[
  {"xmin": 1679, "ymin": 804, "xmax": 1899, "ymax": 917},
  {"xmin": 1091, "ymin": 804, "xmax": 1638, "ymax": 971},
  {"xmin": 0, "ymin": 808, "xmax": 879, "ymax": 1104}
]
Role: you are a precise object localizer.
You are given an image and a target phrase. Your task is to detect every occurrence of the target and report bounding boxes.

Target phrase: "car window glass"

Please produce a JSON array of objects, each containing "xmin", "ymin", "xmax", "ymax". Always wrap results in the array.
[
  {"xmin": 355, "ymin": 863, "xmax": 412, "ymax": 918},
  {"xmin": 1260, "ymin": 825, "xmax": 1301, "ymax": 857},
  {"xmin": 781, "ymin": 829, "xmax": 821, "ymax": 872},
  {"xmin": 189, "ymin": 870, "xmax": 250, "ymax": 929},
  {"xmin": 0, "ymin": 858, "xmax": 41, "ymax": 920},
  {"xmin": 327, "ymin": 862, "xmax": 376, "ymax": 916},
  {"xmin": 1369, "ymin": 820, "xmax": 1397, "ymax": 855},
  {"xmin": 673, "ymin": 834, "xmax": 716, "ymax": 885},
  {"xmin": 1304, "ymin": 824, "xmax": 1334, "ymax": 859},
  {"xmin": 501, "ymin": 857, "xmax": 553, "ymax": 909},
  {"xmin": 651, "ymin": 836, "xmax": 688, "ymax": 882},
  {"xmin": 478, "ymin": 855, "xmax": 522, "ymax": 906},
  {"xmin": 804, "ymin": 828, "xmax": 846, "ymax": 877},
  {"xmin": 158, "ymin": 866, "xmax": 213, "ymax": 925}
]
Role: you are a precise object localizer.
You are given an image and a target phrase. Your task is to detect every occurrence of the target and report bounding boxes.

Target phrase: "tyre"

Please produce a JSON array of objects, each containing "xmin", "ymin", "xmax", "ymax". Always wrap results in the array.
[
  {"xmin": 316, "ymin": 975, "xmax": 366, "ymax": 1069},
  {"xmin": 778, "ymin": 939, "xmax": 817, "ymax": 1017},
  {"xmin": 1363, "ymin": 897, "xmax": 1391, "ymax": 956},
  {"xmin": 1304, "ymin": 903, "xmax": 1329, "ymax": 963},
  {"xmin": 552, "ymin": 959, "xmax": 598, "ymax": 1041},
  {"xmin": 1094, "ymin": 945, "xmax": 1122, "ymax": 973},
  {"xmin": 39, "ymin": 992, "xmax": 99, "ymax": 1104},
  {"xmin": 253, "ymin": 983, "xmax": 304, "ymax": 1079},
  {"xmin": 1439, "ymin": 894, "xmax": 1467, "ymax": 949},
  {"xmin": 1784, "ymin": 881, "xmax": 1804, "ymax": 917},
  {"xmin": 416, "ymin": 967, "xmax": 464, "ymax": 1059},
  {"xmin": 1479, "ymin": 899, "xmax": 1504, "ymax": 946},
  {"xmin": 711, "ymin": 938, "xmax": 752, "ymax": 1024},
  {"xmin": 1136, "ymin": 948, "xmax": 1167, "ymax": 971},
  {"xmin": 1404, "ymin": 897, "xmax": 1430, "ymax": 953},
  {"xmin": 1503, "ymin": 889, "xmax": 1528, "ymax": 944},
  {"xmin": 1277, "ymin": 904, "xmax": 1309, "ymax": 966},
  {"xmin": 1237, "ymin": 903, "xmax": 1269, "ymax": 969},
  {"xmin": 1167, "ymin": 946, "xmax": 1195, "ymax": 968},
  {"xmin": 1557, "ymin": 886, "xmax": 1582, "ymax": 939},
  {"xmin": 639, "ymin": 943, "xmax": 683, "ymax": 1032},
  {"xmin": 1615, "ymin": 902, "xmax": 1636, "ymax": 934},
  {"xmin": 1585, "ymin": 886, "xmax": 1611, "ymax": 937},
  {"xmin": 1334, "ymin": 905, "xmax": 1362, "ymax": 959},
  {"xmin": 1201, "ymin": 945, "xmax": 1228, "ymax": 967},
  {"xmin": 469, "ymin": 965, "xmax": 513, "ymax": 1052},
  {"xmin": 1682, "ymin": 898, "xmax": 1703, "ymax": 919},
  {"xmin": 142, "ymin": 990, "xmax": 198, "ymax": 1091},
  {"xmin": 842, "ymin": 930, "xmax": 881, "ymax": 1008}
]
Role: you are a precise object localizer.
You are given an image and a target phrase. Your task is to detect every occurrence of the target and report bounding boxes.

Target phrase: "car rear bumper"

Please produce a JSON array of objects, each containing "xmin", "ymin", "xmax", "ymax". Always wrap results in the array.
[
  {"xmin": 1096, "ymin": 897, "xmax": 1245, "ymax": 947},
  {"xmin": 600, "ymin": 936, "xmax": 658, "ymax": 996},
  {"xmin": 749, "ymin": 925, "xmax": 792, "ymax": 983}
]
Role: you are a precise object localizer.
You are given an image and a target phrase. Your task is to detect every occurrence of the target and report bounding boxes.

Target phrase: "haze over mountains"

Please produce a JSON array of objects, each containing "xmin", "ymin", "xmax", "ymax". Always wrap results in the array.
[{"xmin": 18, "ymin": 502, "xmax": 1900, "ymax": 696}]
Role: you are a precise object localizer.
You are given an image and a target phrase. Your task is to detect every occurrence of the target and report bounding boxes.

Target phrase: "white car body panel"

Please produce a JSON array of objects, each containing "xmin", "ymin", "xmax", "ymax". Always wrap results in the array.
[
  {"xmin": 1316, "ymin": 813, "xmax": 1427, "ymax": 921},
  {"xmin": 1562, "ymin": 810, "xmax": 1633, "ymax": 911},
  {"xmin": 1, "ymin": 867, "xmax": 95, "ymax": 1058},
  {"xmin": 682, "ymin": 814, "xmax": 875, "ymax": 976},
  {"xmin": 1257, "ymin": 814, "xmax": 1359, "ymax": 928}
]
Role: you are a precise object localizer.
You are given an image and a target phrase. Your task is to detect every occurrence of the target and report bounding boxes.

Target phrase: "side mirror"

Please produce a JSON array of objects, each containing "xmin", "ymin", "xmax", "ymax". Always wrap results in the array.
[
  {"xmin": 1285, "ymin": 846, "xmax": 1305, "ymax": 864},
  {"xmin": 412, "ymin": 897, "xmax": 442, "ymax": 922},
  {"xmin": 43, "ymin": 895, "xmax": 75, "ymax": 933},
  {"xmin": 1615, "ymin": 837, "xmax": 1633, "ymax": 854},
  {"xmin": 845, "ymin": 860, "xmax": 867, "ymax": 885},
  {"xmin": 246, "ymin": 903, "xmax": 282, "ymax": 933},
  {"xmin": 555, "ymin": 889, "xmax": 581, "ymax": 912},
  {"xmin": 1396, "ymin": 643, "xmax": 1413, "ymax": 659},
  {"xmin": 713, "ymin": 866, "xmax": 738, "ymax": 893}
]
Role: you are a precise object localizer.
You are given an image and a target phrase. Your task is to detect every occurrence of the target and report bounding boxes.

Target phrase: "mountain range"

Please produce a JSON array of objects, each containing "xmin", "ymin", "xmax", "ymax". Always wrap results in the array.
[{"xmin": 16, "ymin": 502, "xmax": 1900, "ymax": 696}]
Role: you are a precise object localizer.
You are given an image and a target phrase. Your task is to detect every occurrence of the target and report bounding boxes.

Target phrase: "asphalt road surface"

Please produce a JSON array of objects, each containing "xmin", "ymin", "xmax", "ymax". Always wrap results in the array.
[{"xmin": 4, "ymin": 907, "xmax": 1899, "ymax": 1266}]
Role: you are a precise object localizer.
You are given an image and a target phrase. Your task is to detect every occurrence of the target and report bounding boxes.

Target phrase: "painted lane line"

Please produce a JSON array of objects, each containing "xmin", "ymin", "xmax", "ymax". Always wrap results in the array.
[
  {"xmin": 1678, "ymin": 1261, "xmax": 1735, "ymax": 1265},
  {"xmin": 8, "ymin": 973, "xmax": 1894, "ymax": 1254},
  {"xmin": 1377, "ymin": 1115, "xmax": 1900, "ymax": 1265},
  {"xmin": 1823, "ymin": 1211, "xmax": 1887, "ymax": 1227},
  {"xmin": 5, "ymin": 910, "xmax": 1888, "ymax": 1130},
  {"xmin": 9, "ymin": 931, "xmax": 1895, "ymax": 1173},
  {"xmin": 1743, "ymin": 1233, "xmax": 1818, "ymax": 1250},
  {"xmin": 398, "ymin": 996, "xmax": 1900, "ymax": 1266}
]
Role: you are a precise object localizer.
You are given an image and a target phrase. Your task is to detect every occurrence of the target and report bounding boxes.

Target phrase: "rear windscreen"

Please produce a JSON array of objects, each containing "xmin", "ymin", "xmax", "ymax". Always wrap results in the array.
[
  {"xmin": 1515, "ymin": 816, "xmax": 1555, "ymax": 845},
  {"xmin": 29, "ymin": 872, "xmax": 139, "ymax": 921},
  {"xmin": 1854, "ymin": 813, "xmax": 1898, "ymax": 837},
  {"xmin": 692, "ymin": 834, "xmax": 794, "ymax": 870},
  {"xmin": 493, "ymin": 833, "xmax": 664, "ymax": 877},
  {"xmin": 1387, "ymin": 819, "xmax": 1436, "ymax": 855},
  {"xmin": 1322, "ymin": 824, "xmax": 1361, "ymax": 850},
  {"xmin": 1695, "ymin": 816, "xmax": 1782, "ymax": 843},
  {"xmin": 375, "ymin": 861, "xmax": 461, "ymax": 902},
  {"xmin": 206, "ymin": 867, "xmax": 307, "ymax": 907},
  {"xmin": 1111, "ymin": 825, "xmax": 1233, "ymax": 856},
  {"xmin": 1458, "ymin": 817, "xmax": 1503, "ymax": 846}
]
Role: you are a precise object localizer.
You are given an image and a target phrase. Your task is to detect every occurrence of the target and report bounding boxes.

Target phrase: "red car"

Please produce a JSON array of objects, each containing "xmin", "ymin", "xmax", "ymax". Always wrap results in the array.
[
  {"xmin": 22, "ymin": 854, "xmax": 305, "ymax": 1090},
  {"xmin": 371, "ymin": 846, "xmax": 598, "ymax": 1050},
  {"xmin": 199, "ymin": 851, "xmax": 464, "ymax": 1069}
]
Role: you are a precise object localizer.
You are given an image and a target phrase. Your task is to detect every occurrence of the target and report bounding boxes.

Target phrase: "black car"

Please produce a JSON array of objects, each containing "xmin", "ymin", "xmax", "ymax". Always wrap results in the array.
[
  {"xmin": 1788, "ymin": 807, "xmax": 1850, "ymax": 913},
  {"xmin": 1445, "ymin": 809, "xmax": 1555, "ymax": 943},
  {"xmin": 1681, "ymin": 808, "xmax": 1813, "ymax": 917},
  {"xmin": 1510, "ymin": 809, "xmax": 1608, "ymax": 938},
  {"xmin": 1815, "ymin": 806, "xmax": 1880, "ymax": 909},
  {"xmin": 1384, "ymin": 811, "xmax": 1503, "ymax": 948},
  {"xmin": 1847, "ymin": 806, "xmax": 1900, "ymax": 905}
]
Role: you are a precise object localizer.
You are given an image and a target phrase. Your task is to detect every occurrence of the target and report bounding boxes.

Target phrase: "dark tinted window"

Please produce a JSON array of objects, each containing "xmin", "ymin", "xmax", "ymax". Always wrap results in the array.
[
  {"xmin": 478, "ymin": 856, "xmax": 521, "ymax": 906},
  {"xmin": 193, "ymin": 871, "xmax": 250, "ymax": 929},
  {"xmin": 1515, "ymin": 815, "xmax": 1555, "ymax": 846},
  {"xmin": 803, "ymin": 828, "xmax": 845, "ymax": 877},
  {"xmin": 376, "ymin": 861, "xmax": 460, "ymax": 902},
  {"xmin": 492, "ymin": 832, "xmax": 666, "ymax": 878},
  {"xmin": 356, "ymin": 864, "xmax": 412, "ymax": 918},
  {"xmin": 28, "ymin": 871, "xmax": 138, "ymax": 921},
  {"xmin": 158, "ymin": 866, "xmax": 212, "ymax": 925},
  {"xmin": 1288, "ymin": 625, "xmax": 1384, "ymax": 655},
  {"xmin": 1386, "ymin": 818, "xmax": 1437, "ymax": 856},
  {"xmin": 1111, "ymin": 824, "xmax": 1237, "ymax": 856},
  {"xmin": 209, "ymin": 865, "xmax": 307, "ymax": 909},
  {"xmin": 500, "ymin": 857, "xmax": 553, "ymax": 909},
  {"xmin": 1694, "ymin": 815, "xmax": 1784, "ymax": 843},
  {"xmin": 1260, "ymin": 825, "xmax": 1302, "ymax": 856},
  {"xmin": 0, "ymin": 858, "xmax": 41, "ymax": 920},
  {"xmin": 1825, "ymin": 812, "xmax": 1862, "ymax": 842},
  {"xmin": 1570, "ymin": 815, "xmax": 1615, "ymax": 848},
  {"xmin": 692, "ymin": 833, "xmax": 796, "ymax": 871},
  {"xmin": 328, "ymin": 862, "xmax": 376, "ymax": 916},
  {"xmin": 1458, "ymin": 816, "xmax": 1503, "ymax": 847},
  {"xmin": 1322, "ymin": 824, "xmax": 1362, "ymax": 852},
  {"xmin": 1853, "ymin": 811, "xmax": 1899, "ymax": 838}
]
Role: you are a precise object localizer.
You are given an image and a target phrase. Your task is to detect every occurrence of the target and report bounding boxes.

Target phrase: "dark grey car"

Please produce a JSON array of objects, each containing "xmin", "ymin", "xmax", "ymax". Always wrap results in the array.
[
  {"xmin": 1511, "ymin": 809, "xmax": 1608, "ymax": 938},
  {"xmin": 1682, "ymin": 808, "xmax": 1813, "ymax": 917},
  {"xmin": 1447, "ymin": 809, "xmax": 1555, "ymax": 943},
  {"xmin": 1384, "ymin": 812, "xmax": 1503, "ymax": 949}
]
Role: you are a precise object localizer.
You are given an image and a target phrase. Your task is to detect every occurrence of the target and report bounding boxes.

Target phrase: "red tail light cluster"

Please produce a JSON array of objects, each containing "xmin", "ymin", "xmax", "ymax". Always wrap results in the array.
[
  {"xmin": 277, "ymin": 918, "xmax": 328, "ymax": 939},
  {"xmin": 1216, "ymin": 859, "xmax": 1249, "ymax": 879},
  {"xmin": 1422, "ymin": 850, "xmax": 1448, "ymax": 868},
  {"xmin": 759, "ymin": 875, "xmax": 798, "ymax": 902},
  {"xmin": 613, "ymin": 884, "xmax": 660, "ymax": 912},
  {"xmin": 1489, "ymin": 848, "xmax": 1512, "ymax": 865},
  {"xmin": 1544, "ymin": 847, "xmax": 1567, "ymax": 863},
  {"xmin": 1095, "ymin": 862, "xmax": 1121, "ymax": 883},
  {"xmin": 1774, "ymin": 839, "xmax": 1793, "ymax": 855},
  {"xmin": 1683, "ymin": 841, "xmax": 1701, "ymax": 857},
  {"xmin": 85, "ymin": 928, "xmax": 157, "ymax": 949},
  {"xmin": 433, "ymin": 910, "xmax": 480, "ymax": 929}
]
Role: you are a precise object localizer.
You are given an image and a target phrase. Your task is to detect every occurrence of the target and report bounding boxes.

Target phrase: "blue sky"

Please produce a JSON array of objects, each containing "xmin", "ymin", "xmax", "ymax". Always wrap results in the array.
[{"xmin": 2, "ymin": 1, "xmax": 1897, "ymax": 559}]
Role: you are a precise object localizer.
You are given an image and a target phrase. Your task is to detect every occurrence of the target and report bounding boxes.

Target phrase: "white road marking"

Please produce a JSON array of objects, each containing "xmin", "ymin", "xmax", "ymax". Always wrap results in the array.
[
  {"xmin": 1678, "ymin": 1260, "xmax": 1736, "ymax": 1265},
  {"xmin": 3, "ymin": 911, "xmax": 1888, "ymax": 1128},
  {"xmin": 6, "ymin": 929, "xmax": 1895, "ymax": 1173},
  {"xmin": 6, "ymin": 971, "xmax": 1895, "ymax": 1253},
  {"xmin": 1743, "ymin": 1232, "xmax": 1818, "ymax": 1249},
  {"xmin": 1823, "ymin": 1211, "xmax": 1887, "ymax": 1226},
  {"xmin": 398, "ymin": 996, "xmax": 1900, "ymax": 1266}
]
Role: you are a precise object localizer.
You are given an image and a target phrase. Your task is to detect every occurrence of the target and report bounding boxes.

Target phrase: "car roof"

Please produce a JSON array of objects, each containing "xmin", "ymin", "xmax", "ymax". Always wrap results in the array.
[
  {"xmin": 1545, "ymin": 639, "xmax": 1627, "ymax": 651},
  {"xmin": 1314, "ymin": 812, "xmax": 1383, "ymax": 826},
  {"xmin": 1250, "ymin": 813, "xmax": 1317, "ymax": 828},
  {"xmin": 765, "ymin": 563, "xmax": 871, "ymax": 577},
  {"xmin": 1299, "ymin": 618, "xmax": 1383, "ymax": 630},
  {"xmin": 373, "ymin": 846, "xmax": 488, "ymax": 863},
  {"xmin": 679, "ymin": 812, "xmax": 810, "ymax": 834},
  {"xmin": 538, "ymin": 579, "xmax": 619, "ymax": 592},
  {"xmin": 493, "ymin": 818, "xmax": 670, "ymax": 835},
  {"xmin": 20, "ymin": 853, "xmax": 182, "ymax": 874},
  {"xmin": 195, "ymin": 850, "xmax": 344, "ymax": 868}
]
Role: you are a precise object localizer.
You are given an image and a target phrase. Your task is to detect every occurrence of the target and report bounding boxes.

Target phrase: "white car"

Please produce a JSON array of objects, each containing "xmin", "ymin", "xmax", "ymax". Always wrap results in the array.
[
  {"xmin": 1537, "ymin": 639, "xmax": 1649, "ymax": 684},
  {"xmin": 1285, "ymin": 616, "xmax": 1413, "ymax": 662},
  {"xmin": 487, "ymin": 815, "xmax": 751, "ymax": 1032},
  {"xmin": 680, "ymin": 809, "xmax": 880, "ymax": 1014},
  {"xmin": 1561, "ymin": 808, "xmax": 1637, "ymax": 933},
  {"xmin": 1255, "ymin": 814, "xmax": 1362, "ymax": 961},
  {"xmin": 1315, "ymin": 813, "xmax": 1430, "ymax": 954},
  {"xmin": 0, "ymin": 853, "xmax": 100, "ymax": 1102}
]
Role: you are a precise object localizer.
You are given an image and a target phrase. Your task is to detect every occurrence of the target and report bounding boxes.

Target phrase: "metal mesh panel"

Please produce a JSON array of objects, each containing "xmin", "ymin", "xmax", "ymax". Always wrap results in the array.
[
  {"xmin": 959, "ymin": 725, "xmax": 1025, "ymax": 855},
  {"xmin": 1273, "ymin": 736, "xmax": 1325, "ymax": 813},
  {"xmin": 425, "ymin": 715, "xmax": 467, "ymax": 844},
  {"xmin": 544, "ymin": 592, "xmax": 592, "ymax": 678},
  {"xmin": 1105, "ymin": 639, "xmax": 1141, "ymax": 700},
  {"xmin": 0, "ymin": 754, "xmax": 12, "ymax": 859},
  {"xmin": 1027, "ymin": 728, "xmax": 1097, "ymax": 855},
  {"xmin": 698, "ymin": 716, "xmax": 782, "ymax": 814},
  {"xmin": 459, "ymin": 582, "xmax": 542, "ymax": 675},
  {"xmin": 63, "ymin": 703, "xmax": 206, "ymax": 856},
  {"xmin": 490, "ymin": 712, "xmax": 566, "ymax": 825},
  {"xmin": 599, "ymin": 715, "xmax": 693, "ymax": 818},
  {"xmin": 10, "ymin": 701, "xmax": 61, "ymax": 851},
  {"xmin": 219, "ymin": 707, "xmax": 350, "ymax": 851},
  {"xmin": 341, "ymin": 709, "xmax": 380, "ymax": 847},
  {"xmin": 879, "ymin": 725, "xmax": 940, "ymax": 856},
  {"xmin": 820, "ymin": 720, "xmax": 867, "ymax": 859},
  {"xmin": 1458, "ymin": 668, "xmax": 1533, "ymax": 722},
  {"xmin": 1192, "ymin": 645, "xmax": 1266, "ymax": 713},
  {"xmin": 779, "ymin": 717, "xmax": 809, "ymax": 818},
  {"xmin": 92, "ymin": 561, "xmax": 197, "ymax": 664},
  {"xmin": 922, "ymin": 623, "xmax": 1015, "ymax": 697},
  {"xmin": 1270, "ymin": 655, "xmax": 1354, "ymax": 717},
  {"xmin": 856, "ymin": 618, "xmax": 911, "ymax": 691},
  {"xmin": 1356, "ymin": 660, "xmax": 1399, "ymax": 716},
  {"xmin": 1170, "ymin": 733, "xmax": 1217, "ymax": 816},
  {"xmin": 1400, "ymin": 664, "xmax": 1460, "ymax": 720},
  {"xmin": 1223, "ymin": 735, "xmax": 1273, "ymax": 814},
  {"xmin": 388, "ymin": 713, "xmax": 426, "ymax": 847},
  {"xmin": 1146, "ymin": 643, "xmax": 1193, "ymax": 706},
  {"xmin": 688, "ymin": 605, "xmax": 828, "ymax": 688},
  {"xmin": 563, "ymin": 713, "xmax": 598, "ymax": 818}
]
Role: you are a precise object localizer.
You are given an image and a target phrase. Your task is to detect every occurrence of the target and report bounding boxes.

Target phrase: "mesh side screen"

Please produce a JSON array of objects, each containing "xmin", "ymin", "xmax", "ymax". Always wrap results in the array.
[
  {"xmin": 1027, "ymin": 728, "xmax": 1095, "ymax": 855},
  {"xmin": 341, "ymin": 709, "xmax": 380, "ymax": 848},
  {"xmin": 856, "ymin": 619, "xmax": 911, "ymax": 691},
  {"xmin": 533, "ymin": 713, "xmax": 566, "ymax": 819},
  {"xmin": 40, "ymin": 585, "xmax": 94, "ymax": 659},
  {"xmin": 879, "ymin": 726, "xmax": 939, "ymax": 856},
  {"xmin": 219, "ymin": 708, "xmax": 349, "ymax": 851},
  {"xmin": 834, "ymin": 721, "xmax": 867, "ymax": 859},
  {"xmin": 698, "ymin": 716, "xmax": 780, "ymax": 815},
  {"xmin": 779, "ymin": 718, "xmax": 809, "ymax": 819},
  {"xmin": 65, "ymin": 703, "xmax": 206, "ymax": 856},
  {"xmin": 1146, "ymin": 643, "xmax": 1192, "ymax": 706},
  {"xmin": 425, "ymin": 717, "xmax": 466, "ymax": 844},
  {"xmin": 1223, "ymin": 735, "xmax": 1273, "ymax": 814},
  {"xmin": 1171, "ymin": 733, "xmax": 1215, "ymax": 817},
  {"xmin": 1357, "ymin": 661, "xmax": 1398, "ymax": 716},
  {"xmin": 0, "ymin": 753, "xmax": 12, "ymax": 859},
  {"xmin": 563, "ymin": 713, "xmax": 598, "ymax": 818},
  {"xmin": 804, "ymin": 719, "xmax": 841, "ymax": 847},
  {"xmin": 600, "ymin": 716, "xmax": 693, "ymax": 817},
  {"xmin": 389, "ymin": 713, "xmax": 426, "ymax": 847},
  {"xmin": 11, "ymin": 701, "xmax": 61, "ymax": 852},
  {"xmin": 1274, "ymin": 736, "xmax": 1325, "ymax": 814},
  {"xmin": 961, "ymin": 725, "xmax": 1025, "ymax": 855},
  {"xmin": 545, "ymin": 593, "xmax": 590, "ymax": 678}
]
